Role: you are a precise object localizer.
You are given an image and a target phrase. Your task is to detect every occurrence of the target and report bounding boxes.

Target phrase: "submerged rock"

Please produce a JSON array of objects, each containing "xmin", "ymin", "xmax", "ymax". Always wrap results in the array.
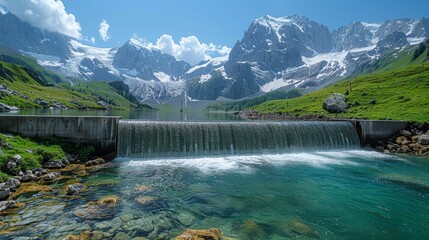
[
  {"xmin": 175, "ymin": 228, "xmax": 223, "ymax": 240},
  {"xmin": 135, "ymin": 196, "xmax": 157, "ymax": 205},
  {"xmin": 288, "ymin": 218, "xmax": 319, "ymax": 238}
]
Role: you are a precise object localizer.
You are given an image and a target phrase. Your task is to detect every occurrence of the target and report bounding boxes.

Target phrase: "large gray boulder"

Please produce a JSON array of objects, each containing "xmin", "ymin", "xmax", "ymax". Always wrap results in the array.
[{"xmin": 323, "ymin": 93, "xmax": 348, "ymax": 113}]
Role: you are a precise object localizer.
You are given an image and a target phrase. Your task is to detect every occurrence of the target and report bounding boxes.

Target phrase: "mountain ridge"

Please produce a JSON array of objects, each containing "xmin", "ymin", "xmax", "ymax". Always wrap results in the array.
[{"xmin": 0, "ymin": 12, "xmax": 427, "ymax": 103}]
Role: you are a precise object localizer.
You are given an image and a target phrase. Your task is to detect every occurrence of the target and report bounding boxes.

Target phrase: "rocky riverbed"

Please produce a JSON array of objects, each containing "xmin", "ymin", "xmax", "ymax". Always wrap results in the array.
[{"xmin": 375, "ymin": 123, "xmax": 429, "ymax": 156}]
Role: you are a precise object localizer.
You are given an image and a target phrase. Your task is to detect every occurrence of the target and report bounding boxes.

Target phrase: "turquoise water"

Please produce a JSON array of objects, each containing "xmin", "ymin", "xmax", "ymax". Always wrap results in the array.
[
  {"xmin": 2, "ymin": 150, "xmax": 429, "ymax": 239},
  {"xmin": 0, "ymin": 109, "xmax": 244, "ymax": 121}
]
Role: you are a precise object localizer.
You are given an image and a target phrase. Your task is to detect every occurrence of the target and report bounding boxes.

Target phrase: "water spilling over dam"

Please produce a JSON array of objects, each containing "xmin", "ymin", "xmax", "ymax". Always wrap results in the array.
[{"xmin": 117, "ymin": 121, "xmax": 361, "ymax": 158}]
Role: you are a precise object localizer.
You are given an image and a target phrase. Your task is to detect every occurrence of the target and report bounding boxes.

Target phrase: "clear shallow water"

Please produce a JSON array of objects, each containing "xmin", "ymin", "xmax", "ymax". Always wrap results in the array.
[
  {"xmin": 0, "ymin": 109, "xmax": 244, "ymax": 121},
  {"xmin": 2, "ymin": 150, "xmax": 429, "ymax": 239}
]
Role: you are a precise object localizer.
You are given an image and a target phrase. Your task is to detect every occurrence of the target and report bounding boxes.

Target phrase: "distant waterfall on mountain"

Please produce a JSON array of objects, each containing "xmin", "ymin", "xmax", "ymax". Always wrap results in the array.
[{"xmin": 117, "ymin": 121, "xmax": 360, "ymax": 158}]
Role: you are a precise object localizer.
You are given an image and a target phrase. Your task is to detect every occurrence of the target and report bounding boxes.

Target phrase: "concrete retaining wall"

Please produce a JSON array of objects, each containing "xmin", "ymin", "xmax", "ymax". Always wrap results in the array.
[
  {"xmin": 351, "ymin": 120, "xmax": 408, "ymax": 146},
  {"xmin": 0, "ymin": 115, "xmax": 121, "ymax": 157}
]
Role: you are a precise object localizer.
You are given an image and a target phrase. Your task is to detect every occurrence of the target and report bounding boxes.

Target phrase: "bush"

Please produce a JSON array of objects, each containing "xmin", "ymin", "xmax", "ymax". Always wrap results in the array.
[{"xmin": 76, "ymin": 145, "xmax": 96, "ymax": 160}]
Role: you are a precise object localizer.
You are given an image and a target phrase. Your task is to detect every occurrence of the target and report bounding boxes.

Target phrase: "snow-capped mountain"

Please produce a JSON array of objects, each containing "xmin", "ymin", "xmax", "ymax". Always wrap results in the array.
[
  {"xmin": 187, "ymin": 16, "xmax": 429, "ymax": 100},
  {"xmin": 0, "ymin": 11, "xmax": 427, "ymax": 103}
]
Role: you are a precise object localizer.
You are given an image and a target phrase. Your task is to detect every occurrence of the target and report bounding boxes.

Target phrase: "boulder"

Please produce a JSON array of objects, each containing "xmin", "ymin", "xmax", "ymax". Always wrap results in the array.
[
  {"xmin": 43, "ymin": 160, "xmax": 66, "ymax": 169},
  {"xmin": 6, "ymin": 161, "xmax": 17, "ymax": 170},
  {"xmin": 12, "ymin": 155, "xmax": 22, "ymax": 162},
  {"xmin": 0, "ymin": 188, "xmax": 10, "ymax": 200},
  {"xmin": 85, "ymin": 158, "xmax": 105, "ymax": 167},
  {"xmin": 43, "ymin": 172, "xmax": 60, "ymax": 181},
  {"xmin": 32, "ymin": 168, "xmax": 48, "ymax": 175},
  {"xmin": 21, "ymin": 172, "xmax": 37, "ymax": 182},
  {"xmin": 323, "ymin": 93, "xmax": 348, "ymax": 113},
  {"xmin": 3, "ymin": 178, "xmax": 21, "ymax": 191},
  {"xmin": 400, "ymin": 130, "xmax": 412, "ymax": 138},
  {"xmin": 0, "ymin": 103, "xmax": 19, "ymax": 112},
  {"xmin": 66, "ymin": 183, "xmax": 85, "ymax": 195},
  {"xmin": 418, "ymin": 135, "xmax": 429, "ymax": 145},
  {"xmin": 0, "ymin": 200, "xmax": 17, "ymax": 212},
  {"xmin": 34, "ymin": 98, "xmax": 49, "ymax": 108},
  {"xmin": 396, "ymin": 136, "xmax": 408, "ymax": 145}
]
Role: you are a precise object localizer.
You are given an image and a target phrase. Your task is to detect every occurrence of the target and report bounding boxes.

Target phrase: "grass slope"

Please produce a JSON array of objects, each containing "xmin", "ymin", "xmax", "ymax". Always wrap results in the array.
[
  {"xmin": 253, "ymin": 63, "xmax": 429, "ymax": 122},
  {"xmin": 0, "ymin": 134, "xmax": 66, "ymax": 182}
]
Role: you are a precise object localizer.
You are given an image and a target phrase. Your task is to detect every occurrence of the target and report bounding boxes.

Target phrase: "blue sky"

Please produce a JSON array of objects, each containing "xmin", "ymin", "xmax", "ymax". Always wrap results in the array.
[{"xmin": 60, "ymin": 0, "xmax": 429, "ymax": 48}]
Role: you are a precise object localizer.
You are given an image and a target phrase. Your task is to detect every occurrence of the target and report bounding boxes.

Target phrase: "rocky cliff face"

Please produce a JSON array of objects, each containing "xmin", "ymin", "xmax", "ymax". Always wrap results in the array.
[
  {"xmin": 113, "ymin": 39, "xmax": 191, "ymax": 80},
  {"xmin": 0, "ymin": 12, "xmax": 70, "ymax": 59}
]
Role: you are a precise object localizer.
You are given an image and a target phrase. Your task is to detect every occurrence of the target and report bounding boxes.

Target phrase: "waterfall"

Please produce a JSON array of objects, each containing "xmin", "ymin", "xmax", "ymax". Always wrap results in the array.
[{"xmin": 117, "ymin": 121, "xmax": 360, "ymax": 158}]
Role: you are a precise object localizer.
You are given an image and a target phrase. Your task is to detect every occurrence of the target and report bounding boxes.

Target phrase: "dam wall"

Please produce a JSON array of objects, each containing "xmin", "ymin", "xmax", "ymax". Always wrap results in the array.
[
  {"xmin": 0, "ymin": 115, "xmax": 121, "ymax": 157},
  {"xmin": 349, "ymin": 120, "xmax": 408, "ymax": 146},
  {"xmin": 0, "ymin": 115, "xmax": 409, "ymax": 157}
]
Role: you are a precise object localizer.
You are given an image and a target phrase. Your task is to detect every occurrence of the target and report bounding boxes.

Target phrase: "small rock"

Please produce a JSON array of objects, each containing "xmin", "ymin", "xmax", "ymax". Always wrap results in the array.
[
  {"xmin": 175, "ymin": 228, "xmax": 223, "ymax": 240},
  {"xmin": 384, "ymin": 149, "xmax": 390, "ymax": 154},
  {"xmin": 120, "ymin": 214, "xmax": 134, "ymax": 222},
  {"xmin": 43, "ymin": 172, "xmax": 60, "ymax": 181},
  {"xmin": 400, "ymin": 130, "xmax": 412, "ymax": 138},
  {"xmin": 0, "ymin": 188, "xmax": 10, "ymax": 200},
  {"xmin": 43, "ymin": 160, "xmax": 65, "ymax": 169},
  {"xmin": 21, "ymin": 172, "xmax": 37, "ymax": 182},
  {"xmin": 32, "ymin": 168, "xmax": 48, "ymax": 175},
  {"xmin": 6, "ymin": 161, "xmax": 17, "ymax": 170},
  {"xmin": 418, "ymin": 135, "xmax": 429, "ymax": 145},
  {"xmin": 0, "ymin": 200, "xmax": 17, "ymax": 212},
  {"xmin": 399, "ymin": 145, "xmax": 410, "ymax": 153},
  {"xmin": 396, "ymin": 136, "xmax": 408, "ymax": 145},
  {"xmin": 412, "ymin": 135, "xmax": 421, "ymax": 143},
  {"xmin": 85, "ymin": 158, "xmax": 105, "ymax": 167},
  {"xmin": 25, "ymin": 149, "xmax": 33, "ymax": 154},
  {"xmin": 66, "ymin": 183, "xmax": 85, "ymax": 195},
  {"xmin": 3, "ymin": 178, "xmax": 21, "ymax": 191},
  {"xmin": 113, "ymin": 232, "xmax": 131, "ymax": 240},
  {"xmin": 18, "ymin": 171, "xmax": 24, "ymax": 176},
  {"xmin": 369, "ymin": 99, "xmax": 377, "ymax": 105}
]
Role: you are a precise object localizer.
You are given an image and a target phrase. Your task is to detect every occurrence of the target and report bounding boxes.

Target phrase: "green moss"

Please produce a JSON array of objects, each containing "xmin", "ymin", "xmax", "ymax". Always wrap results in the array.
[{"xmin": 0, "ymin": 134, "xmax": 66, "ymax": 176}]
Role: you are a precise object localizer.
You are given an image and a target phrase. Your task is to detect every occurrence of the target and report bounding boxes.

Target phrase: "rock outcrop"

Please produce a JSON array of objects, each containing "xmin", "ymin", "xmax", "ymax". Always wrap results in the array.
[{"xmin": 323, "ymin": 93, "xmax": 348, "ymax": 113}]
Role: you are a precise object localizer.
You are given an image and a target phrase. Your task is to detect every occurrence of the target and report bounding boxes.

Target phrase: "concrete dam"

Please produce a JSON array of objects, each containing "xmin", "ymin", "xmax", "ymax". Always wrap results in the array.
[{"xmin": 0, "ymin": 115, "xmax": 408, "ymax": 158}]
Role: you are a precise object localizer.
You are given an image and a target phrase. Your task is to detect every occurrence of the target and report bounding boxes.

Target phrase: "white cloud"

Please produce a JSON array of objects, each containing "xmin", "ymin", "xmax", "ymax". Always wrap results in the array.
[
  {"xmin": 99, "ymin": 19, "xmax": 110, "ymax": 41},
  {"xmin": 90, "ymin": 37, "xmax": 96, "ymax": 44},
  {"xmin": 0, "ymin": 0, "xmax": 81, "ymax": 38},
  {"xmin": 147, "ymin": 34, "xmax": 231, "ymax": 65}
]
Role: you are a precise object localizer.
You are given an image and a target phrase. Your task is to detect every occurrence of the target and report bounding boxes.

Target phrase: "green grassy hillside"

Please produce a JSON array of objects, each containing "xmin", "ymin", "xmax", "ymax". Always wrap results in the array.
[
  {"xmin": 0, "ymin": 47, "xmax": 152, "ymax": 110},
  {"xmin": 253, "ymin": 63, "xmax": 429, "ymax": 122},
  {"xmin": 205, "ymin": 89, "xmax": 302, "ymax": 112}
]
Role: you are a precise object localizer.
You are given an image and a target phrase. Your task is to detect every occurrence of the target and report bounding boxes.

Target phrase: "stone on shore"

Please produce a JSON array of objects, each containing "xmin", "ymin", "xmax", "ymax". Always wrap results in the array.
[
  {"xmin": 323, "ymin": 93, "xmax": 348, "ymax": 113},
  {"xmin": 43, "ymin": 160, "xmax": 66, "ymax": 169},
  {"xmin": 418, "ymin": 135, "xmax": 429, "ymax": 145}
]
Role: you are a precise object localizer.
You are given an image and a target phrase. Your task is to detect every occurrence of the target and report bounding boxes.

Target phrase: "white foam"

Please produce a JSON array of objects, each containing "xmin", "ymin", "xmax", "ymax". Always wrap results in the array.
[{"xmin": 120, "ymin": 150, "xmax": 399, "ymax": 174}]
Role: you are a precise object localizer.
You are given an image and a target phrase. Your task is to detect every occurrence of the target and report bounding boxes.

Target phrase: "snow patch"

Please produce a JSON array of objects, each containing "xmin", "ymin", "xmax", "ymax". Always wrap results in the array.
[{"xmin": 154, "ymin": 72, "xmax": 174, "ymax": 83}]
